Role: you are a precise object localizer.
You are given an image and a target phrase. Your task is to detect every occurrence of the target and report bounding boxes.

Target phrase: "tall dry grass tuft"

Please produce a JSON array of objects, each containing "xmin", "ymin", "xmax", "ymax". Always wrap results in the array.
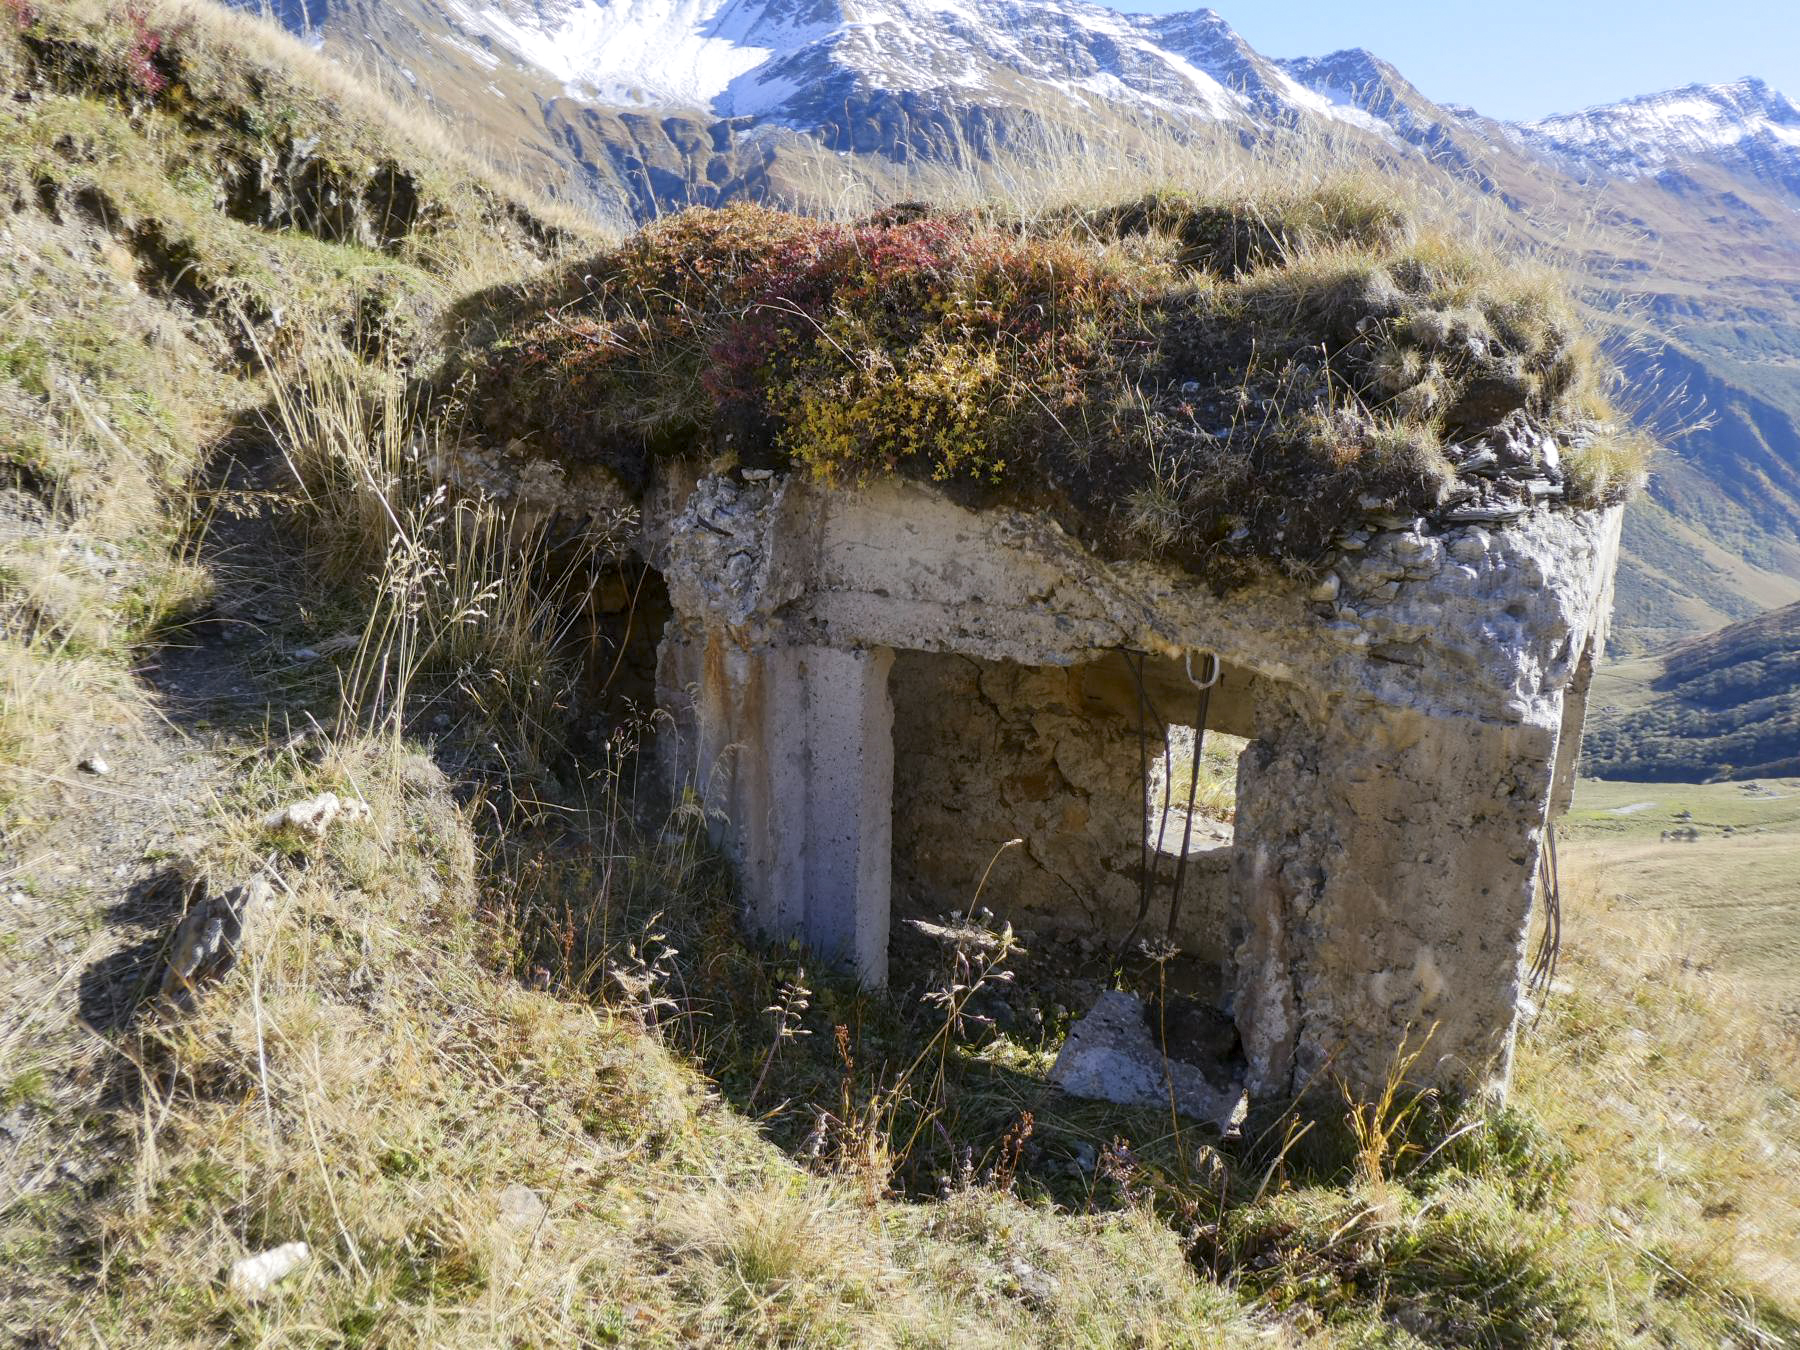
[
  {"xmin": 254, "ymin": 330, "xmax": 627, "ymax": 774},
  {"xmin": 1513, "ymin": 856, "xmax": 1800, "ymax": 1322}
]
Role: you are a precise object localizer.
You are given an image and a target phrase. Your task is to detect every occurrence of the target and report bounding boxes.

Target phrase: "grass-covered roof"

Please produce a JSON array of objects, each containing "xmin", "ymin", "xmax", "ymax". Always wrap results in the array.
[{"xmin": 455, "ymin": 185, "xmax": 1648, "ymax": 579}]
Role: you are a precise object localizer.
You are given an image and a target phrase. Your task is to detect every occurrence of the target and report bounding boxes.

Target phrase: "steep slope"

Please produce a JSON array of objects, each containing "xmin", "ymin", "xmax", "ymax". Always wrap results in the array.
[
  {"xmin": 217, "ymin": 0, "xmax": 1800, "ymax": 652},
  {"xmin": 0, "ymin": 0, "xmax": 575, "ymax": 808},
  {"xmin": 6, "ymin": 6, "xmax": 1800, "ymax": 1343},
  {"xmin": 1276, "ymin": 62, "xmax": 1800, "ymax": 649},
  {"xmin": 1585, "ymin": 600, "xmax": 1800, "ymax": 780}
]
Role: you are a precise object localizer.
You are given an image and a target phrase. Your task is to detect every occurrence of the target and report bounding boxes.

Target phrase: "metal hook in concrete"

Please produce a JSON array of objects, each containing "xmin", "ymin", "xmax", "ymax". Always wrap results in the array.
[{"xmin": 1185, "ymin": 650, "xmax": 1222, "ymax": 690}]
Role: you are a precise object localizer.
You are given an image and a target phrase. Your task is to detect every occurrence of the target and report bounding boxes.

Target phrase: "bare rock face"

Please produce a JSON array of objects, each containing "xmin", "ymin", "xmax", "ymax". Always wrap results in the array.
[
  {"xmin": 1051, "ymin": 991, "xmax": 1245, "ymax": 1131},
  {"xmin": 158, "ymin": 876, "xmax": 273, "ymax": 1013}
]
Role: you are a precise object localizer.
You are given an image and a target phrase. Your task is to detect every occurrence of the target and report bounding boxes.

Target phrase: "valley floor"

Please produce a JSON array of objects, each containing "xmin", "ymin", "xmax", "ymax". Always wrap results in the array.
[{"xmin": 1563, "ymin": 776, "xmax": 1800, "ymax": 1012}]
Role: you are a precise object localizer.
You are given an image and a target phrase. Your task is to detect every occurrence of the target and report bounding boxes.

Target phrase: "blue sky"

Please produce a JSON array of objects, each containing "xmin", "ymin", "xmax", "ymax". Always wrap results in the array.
[{"xmin": 1106, "ymin": 1, "xmax": 1800, "ymax": 121}]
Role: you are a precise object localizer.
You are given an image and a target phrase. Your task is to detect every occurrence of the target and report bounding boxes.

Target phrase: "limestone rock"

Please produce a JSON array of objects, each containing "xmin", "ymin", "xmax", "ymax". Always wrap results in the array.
[
  {"xmin": 1050, "ymin": 991, "xmax": 1243, "ymax": 1130},
  {"xmin": 262, "ymin": 791, "xmax": 370, "ymax": 838},
  {"xmin": 228, "ymin": 1242, "xmax": 309, "ymax": 1300}
]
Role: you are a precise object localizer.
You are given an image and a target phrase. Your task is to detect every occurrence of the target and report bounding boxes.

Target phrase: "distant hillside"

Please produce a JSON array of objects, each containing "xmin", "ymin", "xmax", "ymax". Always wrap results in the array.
[{"xmin": 1585, "ymin": 601, "xmax": 1800, "ymax": 780}]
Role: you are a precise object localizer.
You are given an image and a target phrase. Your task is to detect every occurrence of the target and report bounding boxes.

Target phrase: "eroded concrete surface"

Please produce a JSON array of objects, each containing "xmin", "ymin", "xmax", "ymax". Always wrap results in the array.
[{"xmin": 647, "ymin": 467, "xmax": 1623, "ymax": 1101}]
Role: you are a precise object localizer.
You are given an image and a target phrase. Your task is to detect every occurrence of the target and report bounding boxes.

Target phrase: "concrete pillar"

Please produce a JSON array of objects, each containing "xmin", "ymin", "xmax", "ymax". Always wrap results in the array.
[
  {"xmin": 1231, "ymin": 685, "xmax": 1559, "ymax": 1100},
  {"xmin": 794, "ymin": 645, "xmax": 895, "ymax": 983},
  {"xmin": 659, "ymin": 626, "xmax": 894, "ymax": 985}
]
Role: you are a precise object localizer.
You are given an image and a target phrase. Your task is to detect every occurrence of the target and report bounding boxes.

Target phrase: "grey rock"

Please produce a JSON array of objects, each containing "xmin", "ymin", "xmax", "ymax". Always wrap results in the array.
[
  {"xmin": 158, "ymin": 877, "xmax": 273, "ymax": 1012},
  {"xmin": 78, "ymin": 756, "xmax": 111, "ymax": 776},
  {"xmin": 1442, "ymin": 504, "xmax": 1528, "ymax": 525},
  {"xmin": 1050, "ymin": 991, "xmax": 1241, "ymax": 1130},
  {"xmin": 263, "ymin": 791, "xmax": 370, "ymax": 838}
]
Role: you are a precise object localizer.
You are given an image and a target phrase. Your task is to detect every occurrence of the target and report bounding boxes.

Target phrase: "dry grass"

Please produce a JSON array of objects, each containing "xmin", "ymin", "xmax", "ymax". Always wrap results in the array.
[
  {"xmin": 1151, "ymin": 727, "xmax": 1246, "ymax": 825},
  {"xmin": 0, "ymin": 0, "xmax": 588, "ymax": 804},
  {"xmin": 1512, "ymin": 858, "xmax": 1800, "ymax": 1320},
  {"xmin": 256, "ymin": 334, "xmax": 629, "ymax": 776},
  {"xmin": 12, "ymin": 734, "xmax": 1261, "ymax": 1348},
  {"xmin": 3, "ymin": 6, "xmax": 1781, "ymax": 1347}
]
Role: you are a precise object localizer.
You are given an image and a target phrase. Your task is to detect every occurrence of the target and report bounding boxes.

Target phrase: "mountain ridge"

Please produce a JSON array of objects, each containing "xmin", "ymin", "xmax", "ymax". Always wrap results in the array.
[{"xmin": 1586, "ymin": 600, "xmax": 1800, "ymax": 780}]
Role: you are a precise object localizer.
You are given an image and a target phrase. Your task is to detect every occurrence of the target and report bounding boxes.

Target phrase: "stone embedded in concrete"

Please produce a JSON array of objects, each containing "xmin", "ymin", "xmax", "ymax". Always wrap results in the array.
[{"xmin": 646, "ymin": 470, "xmax": 1624, "ymax": 1100}]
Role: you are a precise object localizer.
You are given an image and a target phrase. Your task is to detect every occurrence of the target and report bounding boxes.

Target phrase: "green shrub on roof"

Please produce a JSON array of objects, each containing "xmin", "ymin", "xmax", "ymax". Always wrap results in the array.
[{"xmin": 459, "ymin": 185, "xmax": 1646, "ymax": 578}]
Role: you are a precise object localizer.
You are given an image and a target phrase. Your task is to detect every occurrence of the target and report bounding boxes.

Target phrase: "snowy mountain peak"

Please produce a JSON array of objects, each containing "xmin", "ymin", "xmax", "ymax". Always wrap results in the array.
[
  {"xmin": 1518, "ymin": 77, "xmax": 1800, "ymax": 180},
  {"xmin": 430, "ymin": 0, "xmax": 1395, "ymax": 126},
  {"xmin": 439, "ymin": 0, "xmax": 849, "ymax": 111}
]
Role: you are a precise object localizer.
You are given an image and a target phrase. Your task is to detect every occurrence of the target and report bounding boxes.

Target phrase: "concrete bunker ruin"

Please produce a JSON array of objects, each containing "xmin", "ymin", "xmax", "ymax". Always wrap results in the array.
[{"xmin": 646, "ymin": 466, "xmax": 1622, "ymax": 1101}]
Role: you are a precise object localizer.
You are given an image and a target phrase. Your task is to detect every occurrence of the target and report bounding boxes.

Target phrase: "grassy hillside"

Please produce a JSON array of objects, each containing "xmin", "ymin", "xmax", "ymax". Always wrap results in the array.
[
  {"xmin": 2, "ymin": 4, "xmax": 1796, "ymax": 1346},
  {"xmin": 1584, "ymin": 602, "xmax": 1800, "ymax": 780},
  {"xmin": 1562, "ymin": 775, "xmax": 1800, "ymax": 1010},
  {"xmin": 0, "ymin": 0, "xmax": 580, "ymax": 819}
]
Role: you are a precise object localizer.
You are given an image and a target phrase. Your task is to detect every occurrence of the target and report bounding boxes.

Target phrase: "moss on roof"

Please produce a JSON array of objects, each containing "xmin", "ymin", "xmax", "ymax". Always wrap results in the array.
[{"xmin": 454, "ymin": 187, "xmax": 1647, "ymax": 580}]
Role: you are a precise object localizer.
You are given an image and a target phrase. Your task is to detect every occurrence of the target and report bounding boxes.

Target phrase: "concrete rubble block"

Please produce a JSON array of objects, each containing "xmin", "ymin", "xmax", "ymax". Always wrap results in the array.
[{"xmin": 1050, "ymin": 991, "xmax": 1246, "ymax": 1132}]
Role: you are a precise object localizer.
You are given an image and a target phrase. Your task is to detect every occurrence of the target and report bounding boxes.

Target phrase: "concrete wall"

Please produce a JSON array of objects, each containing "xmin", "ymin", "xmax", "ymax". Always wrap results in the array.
[
  {"xmin": 1231, "ymin": 683, "xmax": 1560, "ymax": 1098},
  {"xmin": 888, "ymin": 651, "xmax": 1236, "ymax": 966},
  {"xmin": 647, "ymin": 469, "xmax": 1625, "ymax": 1099}
]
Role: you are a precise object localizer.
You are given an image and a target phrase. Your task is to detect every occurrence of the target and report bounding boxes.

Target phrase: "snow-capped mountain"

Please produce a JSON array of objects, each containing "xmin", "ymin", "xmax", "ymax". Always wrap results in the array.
[
  {"xmin": 252, "ymin": 1, "xmax": 1800, "ymax": 222},
  {"xmin": 1517, "ymin": 78, "xmax": 1800, "ymax": 190},
  {"xmin": 414, "ymin": 0, "xmax": 1388, "ymax": 130}
]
